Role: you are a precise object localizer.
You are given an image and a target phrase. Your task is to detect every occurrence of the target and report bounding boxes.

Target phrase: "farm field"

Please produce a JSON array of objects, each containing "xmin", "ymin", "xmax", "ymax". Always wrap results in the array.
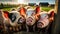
[{"xmin": 1, "ymin": 6, "xmax": 53, "ymax": 12}]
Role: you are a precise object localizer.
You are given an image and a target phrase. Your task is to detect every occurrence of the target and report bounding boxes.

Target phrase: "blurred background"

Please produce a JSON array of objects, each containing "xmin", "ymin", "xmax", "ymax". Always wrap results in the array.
[{"xmin": 0, "ymin": 0, "xmax": 55, "ymax": 12}]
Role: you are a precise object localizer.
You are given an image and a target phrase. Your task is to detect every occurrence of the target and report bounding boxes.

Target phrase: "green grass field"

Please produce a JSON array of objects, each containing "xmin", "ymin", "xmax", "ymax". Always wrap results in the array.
[
  {"xmin": 2, "ymin": 7, "xmax": 17, "ymax": 12},
  {"xmin": 2, "ymin": 8, "xmax": 12, "ymax": 12},
  {"xmin": 1, "ymin": 6, "xmax": 54, "ymax": 12},
  {"xmin": 41, "ymin": 7, "xmax": 54, "ymax": 12}
]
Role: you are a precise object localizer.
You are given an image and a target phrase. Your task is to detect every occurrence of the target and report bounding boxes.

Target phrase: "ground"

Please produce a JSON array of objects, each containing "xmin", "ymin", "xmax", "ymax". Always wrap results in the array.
[{"xmin": 0, "ymin": 31, "xmax": 48, "ymax": 34}]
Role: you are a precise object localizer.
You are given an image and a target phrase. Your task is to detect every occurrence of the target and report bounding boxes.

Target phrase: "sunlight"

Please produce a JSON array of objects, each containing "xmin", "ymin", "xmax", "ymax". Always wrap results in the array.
[{"xmin": 18, "ymin": 0, "xmax": 24, "ymax": 4}]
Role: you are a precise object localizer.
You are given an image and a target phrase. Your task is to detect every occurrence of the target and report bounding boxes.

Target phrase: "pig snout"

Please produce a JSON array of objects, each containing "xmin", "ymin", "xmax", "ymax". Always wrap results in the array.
[
  {"xmin": 26, "ymin": 17, "xmax": 34, "ymax": 26},
  {"xmin": 37, "ymin": 22, "xmax": 44, "ymax": 28},
  {"xmin": 37, "ymin": 19, "xmax": 49, "ymax": 28},
  {"xmin": 17, "ymin": 17, "xmax": 25, "ymax": 24}
]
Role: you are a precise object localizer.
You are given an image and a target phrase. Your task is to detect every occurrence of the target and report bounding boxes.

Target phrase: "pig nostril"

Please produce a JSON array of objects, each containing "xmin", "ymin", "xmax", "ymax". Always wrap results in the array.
[{"xmin": 27, "ymin": 20, "xmax": 32, "ymax": 23}]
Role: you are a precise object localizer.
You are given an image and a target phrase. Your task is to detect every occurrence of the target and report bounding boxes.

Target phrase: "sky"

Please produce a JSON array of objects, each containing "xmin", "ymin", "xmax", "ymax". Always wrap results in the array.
[
  {"xmin": 0, "ymin": 0, "xmax": 55, "ymax": 4},
  {"xmin": 28, "ymin": 0, "xmax": 55, "ymax": 4}
]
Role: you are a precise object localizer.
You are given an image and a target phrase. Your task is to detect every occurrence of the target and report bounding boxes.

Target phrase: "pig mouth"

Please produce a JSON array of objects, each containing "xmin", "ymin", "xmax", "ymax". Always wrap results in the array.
[{"xmin": 37, "ymin": 22, "xmax": 44, "ymax": 28}]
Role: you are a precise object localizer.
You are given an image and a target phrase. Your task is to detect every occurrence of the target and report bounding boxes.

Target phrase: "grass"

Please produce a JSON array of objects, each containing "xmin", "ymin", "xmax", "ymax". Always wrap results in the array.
[
  {"xmin": 0, "ymin": 6, "xmax": 54, "ymax": 12},
  {"xmin": 32, "ymin": 6, "xmax": 53, "ymax": 12},
  {"xmin": 2, "ymin": 7, "xmax": 18, "ymax": 12},
  {"xmin": 41, "ymin": 7, "xmax": 54, "ymax": 12},
  {"xmin": 2, "ymin": 8, "xmax": 12, "ymax": 12}
]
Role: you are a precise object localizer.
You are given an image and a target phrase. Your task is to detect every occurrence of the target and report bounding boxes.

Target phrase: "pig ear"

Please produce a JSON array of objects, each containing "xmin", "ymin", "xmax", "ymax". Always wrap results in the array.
[
  {"xmin": 20, "ymin": 7, "xmax": 26, "ymax": 17},
  {"xmin": 48, "ymin": 9, "xmax": 54, "ymax": 14},
  {"xmin": 49, "ymin": 11, "xmax": 54, "ymax": 17},
  {"xmin": 3, "ymin": 11, "xmax": 9, "ymax": 18},
  {"xmin": 48, "ymin": 9, "xmax": 55, "ymax": 17},
  {"xmin": 35, "ymin": 6, "xmax": 40, "ymax": 14}
]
